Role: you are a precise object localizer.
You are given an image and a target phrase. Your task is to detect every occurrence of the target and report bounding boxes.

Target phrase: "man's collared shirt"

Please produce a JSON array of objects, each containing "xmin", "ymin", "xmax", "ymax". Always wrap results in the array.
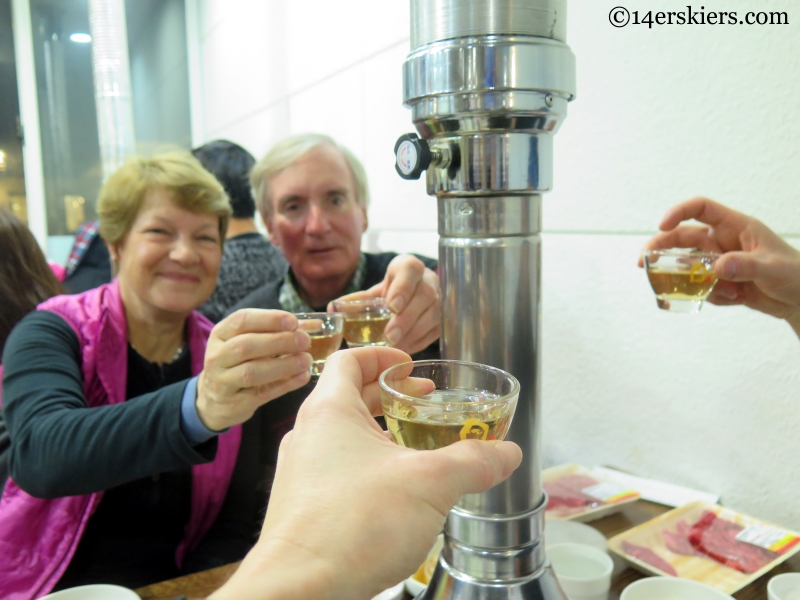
[{"xmin": 278, "ymin": 252, "xmax": 368, "ymax": 312}]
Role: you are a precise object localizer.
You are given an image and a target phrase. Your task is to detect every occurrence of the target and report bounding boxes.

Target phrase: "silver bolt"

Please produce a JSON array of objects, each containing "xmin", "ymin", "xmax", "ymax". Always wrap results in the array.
[{"xmin": 545, "ymin": 94, "xmax": 554, "ymax": 107}]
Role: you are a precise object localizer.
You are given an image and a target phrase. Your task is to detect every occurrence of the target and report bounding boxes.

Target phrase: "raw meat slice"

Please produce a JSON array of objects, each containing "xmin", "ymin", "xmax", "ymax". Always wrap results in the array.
[
  {"xmin": 544, "ymin": 474, "xmax": 604, "ymax": 517},
  {"xmin": 688, "ymin": 510, "xmax": 779, "ymax": 574},
  {"xmin": 621, "ymin": 540, "xmax": 678, "ymax": 577},
  {"xmin": 663, "ymin": 520, "xmax": 703, "ymax": 556}
]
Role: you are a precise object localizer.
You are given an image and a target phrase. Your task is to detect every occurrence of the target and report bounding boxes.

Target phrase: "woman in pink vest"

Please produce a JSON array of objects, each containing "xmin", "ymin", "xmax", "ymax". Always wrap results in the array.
[{"xmin": 0, "ymin": 153, "xmax": 314, "ymax": 598}]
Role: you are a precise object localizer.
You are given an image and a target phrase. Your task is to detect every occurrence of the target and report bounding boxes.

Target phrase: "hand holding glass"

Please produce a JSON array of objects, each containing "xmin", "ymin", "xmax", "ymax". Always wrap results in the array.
[
  {"xmin": 331, "ymin": 298, "xmax": 392, "ymax": 346},
  {"xmin": 644, "ymin": 249, "xmax": 721, "ymax": 313},
  {"xmin": 378, "ymin": 360, "xmax": 519, "ymax": 450},
  {"xmin": 296, "ymin": 313, "xmax": 344, "ymax": 376}
]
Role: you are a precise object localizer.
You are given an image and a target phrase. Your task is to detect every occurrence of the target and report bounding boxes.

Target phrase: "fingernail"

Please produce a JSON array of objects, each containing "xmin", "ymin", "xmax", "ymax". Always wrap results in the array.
[
  {"xmin": 385, "ymin": 328, "xmax": 402, "ymax": 346},
  {"xmin": 722, "ymin": 258, "xmax": 738, "ymax": 279},
  {"xmin": 298, "ymin": 352, "xmax": 312, "ymax": 369},
  {"xmin": 716, "ymin": 286, "xmax": 737, "ymax": 300},
  {"xmin": 283, "ymin": 314, "xmax": 297, "ymax": 330},
  {"xmin": 389, "ymin": 296, "xmax": 405, "ymax": 313},
  {"xmin": 295, "ymin": 330, "xmax": 310, "ymax": 349}
]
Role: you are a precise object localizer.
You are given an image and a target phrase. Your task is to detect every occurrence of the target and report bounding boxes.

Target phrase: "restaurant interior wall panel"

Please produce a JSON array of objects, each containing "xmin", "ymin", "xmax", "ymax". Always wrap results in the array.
[
  {"xmin": 198, "ymin": 0, "xmax": 286, "ymax": 138},
  {"xmin": 284, "ymin": 1, "xmax": 367, "ymax": 96},
  {"xmin": 541, "ymin": 233, "xmax": 800, "ymax": 529},
  {"xmin": 197, "ymin": 0, "xmax": 229, "ymax": 41},
  {"xmin": 287, "ymin": 65, "xmax": 366, "ymax": 163},
  {"xmin": 195, "ymin": 0, "xmax": 800, "ymax": 531},
  {"xmin": 362, "ymin": 41, "xmax": 436, "ymax": 235},
  {"xmin": 548, "ymin": 0, "xmax": 800, "ymax": 235},
  {"xmin": 208, "ymin": 102, "xmax": 291, "ymax": 160}
]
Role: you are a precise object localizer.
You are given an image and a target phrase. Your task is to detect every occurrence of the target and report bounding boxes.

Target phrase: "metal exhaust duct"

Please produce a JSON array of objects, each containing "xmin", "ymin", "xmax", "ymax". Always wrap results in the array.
[{"xmin": 394, "ymin": 1, "xmax": 576, "ymax": 597}]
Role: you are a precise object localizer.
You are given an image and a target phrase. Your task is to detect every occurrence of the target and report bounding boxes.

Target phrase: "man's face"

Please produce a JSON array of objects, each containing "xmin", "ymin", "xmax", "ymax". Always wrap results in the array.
[{"xmin": 264, "ymin": 145, "xmax": 367, "ymax": 285}]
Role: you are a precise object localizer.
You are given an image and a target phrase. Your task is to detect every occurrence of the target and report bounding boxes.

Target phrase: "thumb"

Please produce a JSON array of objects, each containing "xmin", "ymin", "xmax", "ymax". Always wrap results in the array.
[
  {"xmin": 715, "ymin": 251, "xmax": 761, "ymax": 282},
  {"xmin": 424, "ymin": 440, "xmax": 522, "ymax": 502}
]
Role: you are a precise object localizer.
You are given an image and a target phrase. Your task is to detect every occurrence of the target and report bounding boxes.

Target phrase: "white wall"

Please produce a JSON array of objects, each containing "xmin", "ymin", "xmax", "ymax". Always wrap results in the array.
[{"xmin": 194, "ymin": 0, "xmax": 800, "ymax": 529}]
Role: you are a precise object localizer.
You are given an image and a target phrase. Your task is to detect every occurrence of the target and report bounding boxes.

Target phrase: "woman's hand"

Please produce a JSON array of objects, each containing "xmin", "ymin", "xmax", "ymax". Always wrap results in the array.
[
  {"xmin": 641, "ymin": 197, "xmax": 800, "ymax": 332},
  {"xmin": 210, "ymin": 347, "xmax": 522, "ymax": 600},
  {"xmin": 334, "ymin": 254, "xmax": 441, "ymax": 355},
  {"xmin": 196, "ymin": 309, "xmax": 313, "ymax": 431}
]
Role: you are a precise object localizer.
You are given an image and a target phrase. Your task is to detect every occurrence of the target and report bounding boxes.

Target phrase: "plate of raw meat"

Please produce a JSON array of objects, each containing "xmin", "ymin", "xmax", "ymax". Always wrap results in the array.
[
  {"xmin": 543, "ymin": 464, "xmax": 641, "ymax": 522},
  {"xmin": 608, "ymin": 501, "xmax": 800, "ymax": 594}
]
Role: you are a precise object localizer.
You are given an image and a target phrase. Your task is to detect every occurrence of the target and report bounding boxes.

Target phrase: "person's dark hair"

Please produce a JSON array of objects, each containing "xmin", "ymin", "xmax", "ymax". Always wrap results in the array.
[
  {"xmin": 192, "ymin": 140, "xmax": 256, "ymax": 219},
  {"xmin": 0, "ymin": 208, "xmax": 63, "ymax": 358}
]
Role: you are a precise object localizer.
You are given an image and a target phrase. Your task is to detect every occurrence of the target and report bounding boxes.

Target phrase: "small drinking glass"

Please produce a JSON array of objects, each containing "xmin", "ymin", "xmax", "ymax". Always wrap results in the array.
[
  {"xmin": 296, "ymin": 313, "xmax": 344, "ymax": 377},
  {"xmin": 643, "ymin": 248, "xmax": 722, "ymax": 313},
  {"xmin": 378, "ymin": 359, "xmax": 520, "ymax": 450},
  {"xmin": 330, "ymin": 298, "xmax": 392, "ymax": 346}
]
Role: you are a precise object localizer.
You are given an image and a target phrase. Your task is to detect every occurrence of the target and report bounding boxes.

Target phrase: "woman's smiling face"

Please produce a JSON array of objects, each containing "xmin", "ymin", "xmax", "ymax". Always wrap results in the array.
[{"xmin": 112, "ymin": 188, "xmax": 222, "ymax": 319}]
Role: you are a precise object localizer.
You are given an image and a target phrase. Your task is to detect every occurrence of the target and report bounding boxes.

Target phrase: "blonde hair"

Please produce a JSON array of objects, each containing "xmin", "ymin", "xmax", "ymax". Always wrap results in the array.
[
  {"xmin": 97, "ymin": 152, "xmax": 231, "ymax": 247},
  {"xmin": 250, "ymin": 134, "xmax": 370, "ymax": 217}
]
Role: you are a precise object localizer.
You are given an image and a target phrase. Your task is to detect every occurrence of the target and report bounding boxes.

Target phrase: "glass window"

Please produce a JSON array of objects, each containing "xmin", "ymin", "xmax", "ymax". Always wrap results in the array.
[
  {"xmin": 0, "ymin": 0, "xmax": 27, "ymax": 223},
  {"xmin": 27, "ymin": 0, "xmax": 191, "ymax": 238}
]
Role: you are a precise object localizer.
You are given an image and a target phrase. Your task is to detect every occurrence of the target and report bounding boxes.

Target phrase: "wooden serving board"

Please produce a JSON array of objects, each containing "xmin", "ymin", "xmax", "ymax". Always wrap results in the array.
[{"xmin": 608, "ymin": 500, "xmax": 800, "ymax": 594}]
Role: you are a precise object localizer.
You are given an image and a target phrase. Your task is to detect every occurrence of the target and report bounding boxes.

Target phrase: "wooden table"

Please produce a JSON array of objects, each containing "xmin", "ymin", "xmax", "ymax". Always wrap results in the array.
[{"xmin": 136, "ymin": 500, "xmax": 800, "ymax": 599}]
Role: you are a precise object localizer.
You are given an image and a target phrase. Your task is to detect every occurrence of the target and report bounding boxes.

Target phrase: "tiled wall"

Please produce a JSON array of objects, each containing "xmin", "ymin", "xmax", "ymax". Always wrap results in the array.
[{"xmin": 195, "ymin": 0, "xmax": 800, "ymax": 528}]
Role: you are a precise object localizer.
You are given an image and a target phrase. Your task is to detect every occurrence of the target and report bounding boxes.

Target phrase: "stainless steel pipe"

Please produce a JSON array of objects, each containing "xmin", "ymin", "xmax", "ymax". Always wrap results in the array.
[{"xmin": 395, "ymin": 1, "xmax": 576, "ymax": 598}]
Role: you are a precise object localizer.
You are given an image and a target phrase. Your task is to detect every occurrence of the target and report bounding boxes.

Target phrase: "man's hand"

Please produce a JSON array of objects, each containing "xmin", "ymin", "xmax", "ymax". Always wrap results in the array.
[
  {"xmin": 334, "ymin": 254, "xmax": 441, "ymax": 354},
  {"xmin": 210, "ymin": 347, "xmax": 522, "ymax": 600},
  {"xmin": 640, "ymin": 197, "xmax": 800, "ymax": 334},
  {"xmin": 196, "ymin": 309, "xmax": 312, "ymax": 431}
]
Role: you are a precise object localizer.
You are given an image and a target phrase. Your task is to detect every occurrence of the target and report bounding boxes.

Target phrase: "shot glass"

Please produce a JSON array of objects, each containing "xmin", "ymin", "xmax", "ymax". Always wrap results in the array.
[
  {"xmin": 331, "ymin": 297, "xmax": 392, "ymax": 346},
  {"xmin": 378, "ymin": 359, "xmax": 520, "ymax": 450},
  {"xmin": 643, "ymin": 248, "xmax": 722, "ymax": 313},
  {"xmin": 296, "ymin": 312, "xmax": 344, "ymax": 377}
]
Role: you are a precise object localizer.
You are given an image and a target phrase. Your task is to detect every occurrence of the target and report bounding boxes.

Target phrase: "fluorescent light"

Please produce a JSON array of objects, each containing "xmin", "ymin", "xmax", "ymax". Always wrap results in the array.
[{"xmin": 70, "ymin": 33, "xmax": 92, "ymax": 43}]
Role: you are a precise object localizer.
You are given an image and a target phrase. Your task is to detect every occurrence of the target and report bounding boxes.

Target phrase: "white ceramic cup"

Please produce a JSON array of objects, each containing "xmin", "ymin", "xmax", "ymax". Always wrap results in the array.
[
  {"xmin": 40, "ymin": 584, "xmax": 140, "ymax": 600},
  {"xmin": 620, "ymin": 576, "xmax": 734, "ymax": 600},
  {"xmin": 768, "ymin": 573, "xmax": 800, "ymax": 600},
  {"xmin": 549, "ymin": 542, "xmax": 613, "ymax": 600},
  {"xmin": 545, "ymin": 520, "xmax": 608, "ymax": 554}
]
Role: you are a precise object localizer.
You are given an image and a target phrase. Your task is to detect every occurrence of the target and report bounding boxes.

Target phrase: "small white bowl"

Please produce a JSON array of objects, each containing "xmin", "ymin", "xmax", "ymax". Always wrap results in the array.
[
  {"xmin": 768, "ymin": 573, "xmax": 800, "ymax": 600},
  {"xmin": 546, "ymin": 520, "xmax": 608, "ymax": 554},
  {"xmin": 549, "ymin": 543, "xmax": 613, "ymax": 600},
  {"xmin": 620, "ymin": 576, "xmax": 734, "ymax": 600},
  {"xmin": 40, "ymin": 585, "xmax": 140, "ymax": 600},
  {"xmin": 372, "ymin": 581, "xmax": 405, "ymax": 600}
]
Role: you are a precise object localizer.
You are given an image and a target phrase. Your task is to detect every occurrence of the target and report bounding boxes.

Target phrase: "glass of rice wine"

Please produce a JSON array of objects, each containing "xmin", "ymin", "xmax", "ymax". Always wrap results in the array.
[
  {"xmin": 378, "ymin": 360, "xmax": 519, "ymax": 450},
  {"xmin": 331, "ymin": 297, "xmax": 392, "ymax": 346},
  {"xmin": 296, "ymin": 313, "xmax": 344, "ymax": 376},
  {"xmin": 644, "ymin": 249, "xmax": 721, "ymax": 313}
]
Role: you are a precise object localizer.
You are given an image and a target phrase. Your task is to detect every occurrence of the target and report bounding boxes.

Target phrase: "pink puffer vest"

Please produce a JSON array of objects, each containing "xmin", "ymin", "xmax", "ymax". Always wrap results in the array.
[{"xmin": 0, "ymin": 280, "xmax": 241, "ymax": 599}]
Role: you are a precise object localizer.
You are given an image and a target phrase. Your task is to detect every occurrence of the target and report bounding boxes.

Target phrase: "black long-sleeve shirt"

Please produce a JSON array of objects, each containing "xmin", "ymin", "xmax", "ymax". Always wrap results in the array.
[{"xmin": 1, "ymin": 310, "xmax": 216, "ymax": 588}]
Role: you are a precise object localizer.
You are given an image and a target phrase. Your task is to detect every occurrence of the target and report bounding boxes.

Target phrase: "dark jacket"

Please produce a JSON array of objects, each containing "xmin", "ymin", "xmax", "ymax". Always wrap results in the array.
[{"xmin": 191, "ymin": 252, "xmax": 439, "ymax": 567}]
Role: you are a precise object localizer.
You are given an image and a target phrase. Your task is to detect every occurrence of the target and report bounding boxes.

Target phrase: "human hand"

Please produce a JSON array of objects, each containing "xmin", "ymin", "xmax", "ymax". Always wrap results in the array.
[
  {"xmin": 196, "ymin": 309, "xmax": 312, "ymax": 431},
  {"xmin": 640, "ymin": 197, "xmax": 800, "ymax": 328},
  {"xmin": 210, "ymin": 347, "xmax": 522, "ymax": 600},
  {"xmin": 333, "ymin": 254, "xmax": 440, "ymax": 354}
]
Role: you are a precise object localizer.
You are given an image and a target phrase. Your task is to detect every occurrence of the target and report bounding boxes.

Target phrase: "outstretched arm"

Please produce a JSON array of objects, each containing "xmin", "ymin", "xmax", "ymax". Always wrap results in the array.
[
  {"xmin": 640, "ymin": 197, "xmax": 800, "ymax": 337},
  {"xmin": 210, "ymin": 347, "xmax": 521, "ymax": 600}
]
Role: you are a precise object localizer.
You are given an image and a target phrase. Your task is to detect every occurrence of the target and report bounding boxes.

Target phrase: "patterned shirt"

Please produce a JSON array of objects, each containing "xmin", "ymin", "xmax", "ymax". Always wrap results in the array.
[
  {"xmin": 278, "ymin": 253, "xmax": 367, "ymax": 313},
  {"xmin": 65, "ymin": 220, "xmax": 101, "ymax": 276},
  {"xmin": 198, "ymin": 233, "xmax": 287, "ymax": 323}
]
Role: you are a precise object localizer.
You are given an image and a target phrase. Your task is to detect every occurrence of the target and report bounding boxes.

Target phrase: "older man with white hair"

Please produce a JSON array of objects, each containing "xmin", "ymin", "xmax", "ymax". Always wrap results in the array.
[
  {"xmin": 195, "ymin": 135, "xmax": 440, "ymax": 569},
  {"xmin": 230, "ymin": 133, "xmax": 440, "ymax": 352}
]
